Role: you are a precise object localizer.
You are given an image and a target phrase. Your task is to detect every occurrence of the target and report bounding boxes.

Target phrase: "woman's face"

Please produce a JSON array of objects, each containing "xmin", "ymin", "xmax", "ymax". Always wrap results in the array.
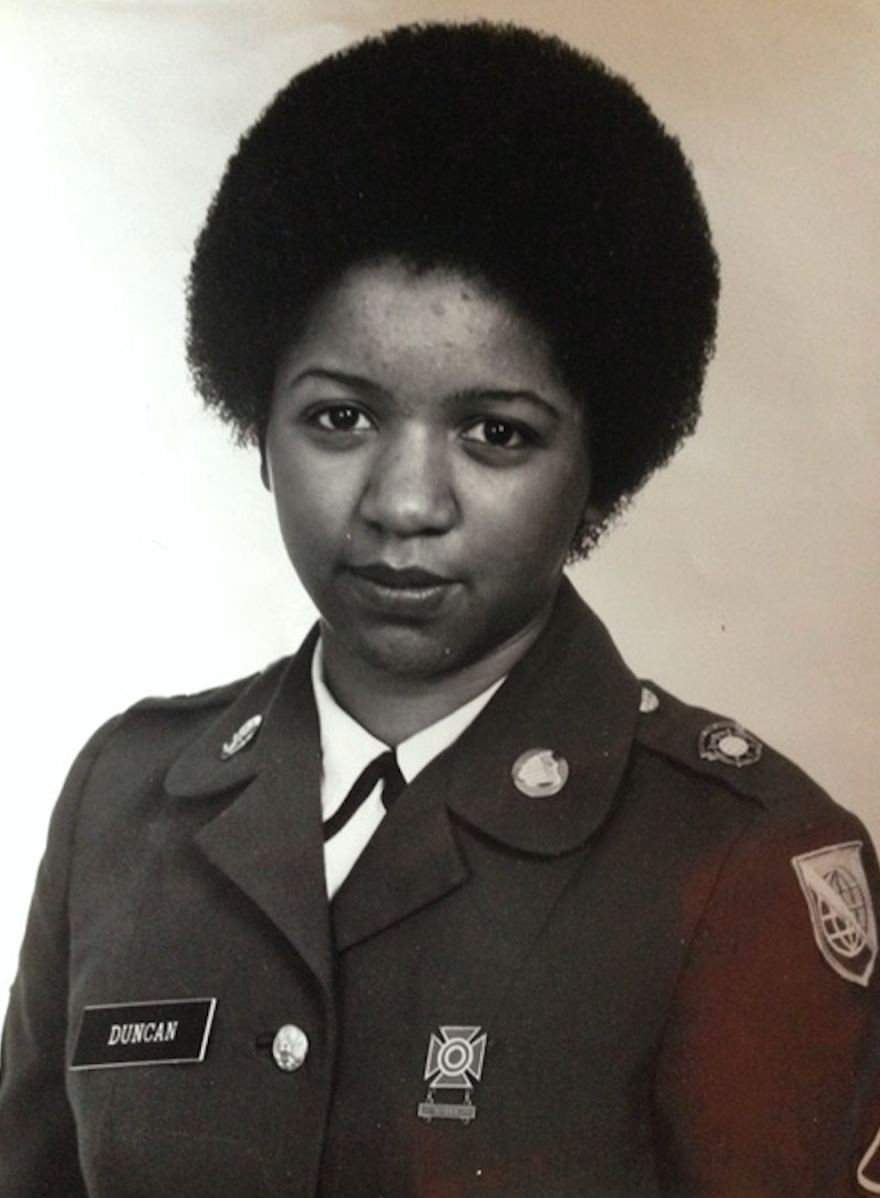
[{"xmin": 264, "ymin": 258, "xmax": 593, "ymax": 683}]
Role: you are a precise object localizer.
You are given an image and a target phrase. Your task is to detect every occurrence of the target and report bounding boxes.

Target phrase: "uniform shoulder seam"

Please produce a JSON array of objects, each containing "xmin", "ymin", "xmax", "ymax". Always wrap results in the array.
[
  {"xmin": 122, "ymin": 662, "xmax": 280, "ymax": 716},
  {"xmin": 634, "ymin": 680, "xmax": 832, "ymax": 814}
]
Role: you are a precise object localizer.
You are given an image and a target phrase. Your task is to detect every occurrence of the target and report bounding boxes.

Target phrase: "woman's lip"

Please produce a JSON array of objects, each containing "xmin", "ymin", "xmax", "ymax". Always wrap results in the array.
[
  {"xmin": 347, "ymin": 563, "xmax": 454, "ymax": 589},
  {"xmin": 343, "ymin": 564, "xmax": 457, "ymax": 618}
]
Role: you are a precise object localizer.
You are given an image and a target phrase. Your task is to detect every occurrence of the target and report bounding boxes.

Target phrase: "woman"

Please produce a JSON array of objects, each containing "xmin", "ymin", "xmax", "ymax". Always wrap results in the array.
[{"xmin": 1, "ymin": 21, "xmax": 878, "ymax": 1198}]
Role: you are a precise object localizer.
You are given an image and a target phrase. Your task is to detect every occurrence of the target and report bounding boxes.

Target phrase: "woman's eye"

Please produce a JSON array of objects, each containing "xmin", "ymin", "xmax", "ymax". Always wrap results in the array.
[
  {"xmin": 463, "ymin": 419, "xmax": 531, "ymax": 448},
  {"xmin": 310, "ymin": 404, "xmax": 373, "ymax": 433}
]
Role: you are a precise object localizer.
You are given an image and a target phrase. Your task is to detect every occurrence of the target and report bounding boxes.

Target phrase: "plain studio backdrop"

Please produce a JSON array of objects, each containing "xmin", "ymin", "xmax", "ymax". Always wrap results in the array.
[{"xmin": 1, "ymin": 0, "xmax": 878, "ymax": 999}]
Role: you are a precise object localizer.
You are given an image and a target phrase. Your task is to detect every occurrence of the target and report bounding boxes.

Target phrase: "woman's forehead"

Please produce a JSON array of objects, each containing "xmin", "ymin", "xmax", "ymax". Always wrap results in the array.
[{"xmin": 275, "ymin": 257, "xmax": 577, "ymax": 403}]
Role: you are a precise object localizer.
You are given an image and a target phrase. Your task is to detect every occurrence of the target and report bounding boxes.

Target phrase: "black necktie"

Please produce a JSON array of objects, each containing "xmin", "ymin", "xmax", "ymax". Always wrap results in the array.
[{"xmin": 322, "ymin": 750, "xmax": 406, "ymax": 841}]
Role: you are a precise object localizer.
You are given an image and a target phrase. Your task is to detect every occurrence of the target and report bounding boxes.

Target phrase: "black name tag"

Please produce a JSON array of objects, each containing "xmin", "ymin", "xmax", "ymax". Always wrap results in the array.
[{"xmin": 71, "ymin": 998, "xmax": 216, "ymax": 1070}]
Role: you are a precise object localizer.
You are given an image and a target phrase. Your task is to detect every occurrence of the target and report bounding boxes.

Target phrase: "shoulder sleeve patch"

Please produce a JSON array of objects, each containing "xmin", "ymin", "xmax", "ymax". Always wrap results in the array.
[
  {"xmin": 858, "ymin": 1123, "xmax": 880, "ymax": 1193},
  {"xmin": 792, "ymin": 842, "xmax": 877, "ymax": 987}
]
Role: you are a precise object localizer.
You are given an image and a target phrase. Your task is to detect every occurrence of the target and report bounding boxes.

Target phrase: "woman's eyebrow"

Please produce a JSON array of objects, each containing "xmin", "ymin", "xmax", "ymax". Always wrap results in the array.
[
  {"xmin": 449, "ymin": 388, "xmax": 563, "ymax": 420},
  {"xmin": 282, "ymin": 371, "xmax": 563, "ymax": 420},
  {"xmin": 284, "ymin": 367, "xmax": 385, "ymax": 395}
]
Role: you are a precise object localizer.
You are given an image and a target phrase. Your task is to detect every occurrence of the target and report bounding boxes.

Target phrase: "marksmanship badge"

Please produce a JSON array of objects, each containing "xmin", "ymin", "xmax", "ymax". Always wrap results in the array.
[
  {"xmin": 417, "ymin": 1026, "xmax": 487, "ymax": 1123},
  {"xmin": 792, "ymin": 841, "xmax": 877, "ymax": 987}
]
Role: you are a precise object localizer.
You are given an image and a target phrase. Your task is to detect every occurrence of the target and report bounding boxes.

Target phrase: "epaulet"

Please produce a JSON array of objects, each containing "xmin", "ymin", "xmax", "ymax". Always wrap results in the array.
[
  {"xmin": 123, "ymin": 661, "xmax": 283, "ymax": 717},
  {"xmin": 633, "ymin": 681, "xmax": 830, "ymax": 814}
]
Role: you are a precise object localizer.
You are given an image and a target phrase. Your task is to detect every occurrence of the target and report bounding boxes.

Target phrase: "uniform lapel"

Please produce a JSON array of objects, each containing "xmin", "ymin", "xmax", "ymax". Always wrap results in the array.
[
  {"xmin": 164, "ymin": 631, "xmax": 334, "ymax": 998},
  {"xmin": 443, "ymin": 579, "xmax": 640, "ymax": 851},
  {"xmin": 161, "ymin": 582, "xmax": 640, "ymax": 998},
  {"xmin": 332, "ymin": 580, "xmax": 641, "ymax": 953},
  {"xmin": 331, "ymin": 752, "xmax": 470, "ymax": 951}
]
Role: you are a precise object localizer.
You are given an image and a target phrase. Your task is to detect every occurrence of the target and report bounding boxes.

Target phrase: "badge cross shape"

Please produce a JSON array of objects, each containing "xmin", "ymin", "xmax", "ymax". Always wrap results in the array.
[
  {"xmin": 417, "ymin": 1026, "xmax": 487, "ymax": 1124},
  {"xmin": 792, "ymin": 841, "xmax": 877, "ymax": 987}
]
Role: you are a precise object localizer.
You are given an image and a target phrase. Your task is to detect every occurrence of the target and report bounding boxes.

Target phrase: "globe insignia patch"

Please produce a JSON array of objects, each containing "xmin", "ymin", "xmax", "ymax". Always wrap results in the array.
[{"xmin": 792, "ymin": 842, "xmax": 877, "ymax": 987}]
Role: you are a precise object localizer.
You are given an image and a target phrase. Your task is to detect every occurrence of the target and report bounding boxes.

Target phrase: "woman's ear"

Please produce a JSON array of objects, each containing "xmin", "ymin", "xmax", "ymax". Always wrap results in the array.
[
  {"xmin": 260, "ymin": 451, "xmax": 272, "ymax": 491},
  {"xmin": 566, "ymin": 499, "xmax": 608, "ymax": 563}
]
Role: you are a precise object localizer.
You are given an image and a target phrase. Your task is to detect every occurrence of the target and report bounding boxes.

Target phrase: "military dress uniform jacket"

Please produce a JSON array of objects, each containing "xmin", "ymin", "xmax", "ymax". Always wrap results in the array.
[{"xmin": 2, "ymin": 581, "xmax": 879, "ymax": 1197}]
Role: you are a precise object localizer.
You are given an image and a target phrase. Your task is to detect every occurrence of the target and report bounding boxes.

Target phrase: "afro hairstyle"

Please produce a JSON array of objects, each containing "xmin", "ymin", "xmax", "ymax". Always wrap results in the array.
[{"xmin": 186, "ymin": 21, "xmax": 719, "ymax": 553}]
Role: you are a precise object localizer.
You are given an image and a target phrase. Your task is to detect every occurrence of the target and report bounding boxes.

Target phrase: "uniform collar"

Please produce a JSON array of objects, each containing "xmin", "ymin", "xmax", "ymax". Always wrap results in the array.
[
  {"xmin": 164, "ymin": 631, "xmax": 320, "ymax": 800},
  {"xmin": 164, "ymin": 579, "xmax": 641, "ymax": 857},
  {"xmin": 311, "ymin": 637, "xmax": 504, "ymax": 818},
  {"xmin": 430, "ymin": 577, "xmax": 641, "ymax": 855},
  {"xmin": 329, "ymin": 580, "xmax": 641, "ymax": 950}
]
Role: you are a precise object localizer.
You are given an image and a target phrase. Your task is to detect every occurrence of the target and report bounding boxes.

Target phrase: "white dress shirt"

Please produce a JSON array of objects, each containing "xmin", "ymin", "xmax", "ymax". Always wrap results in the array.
[{"xmin": 311, "ymin": 640, "xmax": 504, "ymax": 898}]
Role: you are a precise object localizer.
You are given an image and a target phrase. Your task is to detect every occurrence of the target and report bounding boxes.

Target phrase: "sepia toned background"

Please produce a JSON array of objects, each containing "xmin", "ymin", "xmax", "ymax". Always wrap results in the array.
[{"xmin": 1, "ymin": 0, "xmax": 878, "ymax": 997}]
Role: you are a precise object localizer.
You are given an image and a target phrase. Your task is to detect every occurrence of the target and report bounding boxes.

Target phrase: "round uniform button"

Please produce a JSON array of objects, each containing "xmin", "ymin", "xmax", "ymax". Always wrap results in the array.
[{"xmin": 272, "ymin": 1024, "xmax": 309, "ymax": 1072}]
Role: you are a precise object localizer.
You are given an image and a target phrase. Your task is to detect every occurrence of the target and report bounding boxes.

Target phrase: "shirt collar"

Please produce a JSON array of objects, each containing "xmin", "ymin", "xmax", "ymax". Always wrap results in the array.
[{"xmin": 311, "ymin": 638, "xmax": 504, "ymax": 819}]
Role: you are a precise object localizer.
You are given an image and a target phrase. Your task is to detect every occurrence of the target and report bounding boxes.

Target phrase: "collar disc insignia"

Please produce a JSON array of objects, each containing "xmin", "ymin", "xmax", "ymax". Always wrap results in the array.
[
  {"xmin": 220, "ymin": 714, "xmax": 263, "ymax": 760},
  {"xmin": 512, "ymin": 749, "xmax": 569, "ymax": 797}
]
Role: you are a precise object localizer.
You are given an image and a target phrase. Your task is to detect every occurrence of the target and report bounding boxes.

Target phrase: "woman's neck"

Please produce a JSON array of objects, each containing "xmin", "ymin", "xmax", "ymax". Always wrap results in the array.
[{"xmin": 319, "ymin": 609, "xmax": 552, "ymax": 746}]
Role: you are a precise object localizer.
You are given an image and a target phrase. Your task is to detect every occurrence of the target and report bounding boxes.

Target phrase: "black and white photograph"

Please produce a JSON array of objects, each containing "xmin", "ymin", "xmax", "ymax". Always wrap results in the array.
[{"xmin": 2, "ymin": 2, "xmax": 879, "ymax": 1194}]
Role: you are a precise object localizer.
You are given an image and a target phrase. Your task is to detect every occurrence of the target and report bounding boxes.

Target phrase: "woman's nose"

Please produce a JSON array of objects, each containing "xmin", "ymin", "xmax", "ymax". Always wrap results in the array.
[{"xmin": 358, "ymin": 428, "xmax": 457, "ymax": 536}]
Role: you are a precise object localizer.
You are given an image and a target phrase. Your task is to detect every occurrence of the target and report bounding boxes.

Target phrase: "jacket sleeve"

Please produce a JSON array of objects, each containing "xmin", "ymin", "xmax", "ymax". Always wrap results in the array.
[
  {"xmin": 654, "ymin": 802, "xmax": 880, "ymax": 1197},
  {"xmin": 0, "ymin": 718, "xmax": 123, "ymax": 1198}
]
